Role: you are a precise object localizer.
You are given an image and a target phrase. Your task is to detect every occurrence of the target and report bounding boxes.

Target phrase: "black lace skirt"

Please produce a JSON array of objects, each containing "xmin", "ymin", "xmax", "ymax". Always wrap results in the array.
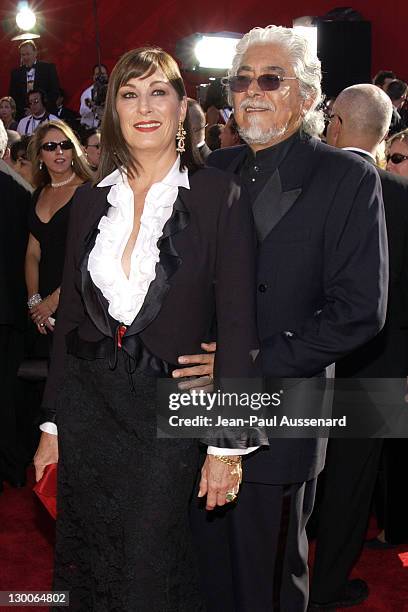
[{"xmin": 53, "ymin": 352, "xmax": 204, "ymax": 612}]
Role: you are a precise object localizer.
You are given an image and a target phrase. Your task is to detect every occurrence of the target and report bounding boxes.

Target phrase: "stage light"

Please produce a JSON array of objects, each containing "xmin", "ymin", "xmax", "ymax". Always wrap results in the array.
[
  {"xmin": 16, "ymin": 4, "xmax": 36, "ymax": 31},
  {"xmin": 293, "ymin": 17, "xmax": 318, "ymax": 56},
  {"xmin": 194, "ymin": 35, "xmax": 240, "ymax": 70}
]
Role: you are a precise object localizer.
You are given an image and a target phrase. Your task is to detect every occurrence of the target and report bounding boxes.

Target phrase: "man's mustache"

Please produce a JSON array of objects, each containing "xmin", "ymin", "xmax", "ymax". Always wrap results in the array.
[{"xmin": 238, "ymin": 99, "xmax": 275, "ymax": 111}]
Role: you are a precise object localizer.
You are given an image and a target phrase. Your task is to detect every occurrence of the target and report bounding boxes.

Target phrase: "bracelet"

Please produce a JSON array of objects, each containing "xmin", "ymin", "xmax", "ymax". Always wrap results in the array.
[
  {"xmin": 27, "ymin": 293, "xmax": 42, "ymax": 309},
  {"xmin": 213, "ymin": 455, "xmax": 242, "ymax": 466}
]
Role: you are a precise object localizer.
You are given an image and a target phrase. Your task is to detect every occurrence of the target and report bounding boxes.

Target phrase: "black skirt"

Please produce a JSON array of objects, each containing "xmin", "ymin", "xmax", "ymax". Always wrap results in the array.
[{"xmin": 53, "ymin": 351, "xmax": 204, "ymax": 612}]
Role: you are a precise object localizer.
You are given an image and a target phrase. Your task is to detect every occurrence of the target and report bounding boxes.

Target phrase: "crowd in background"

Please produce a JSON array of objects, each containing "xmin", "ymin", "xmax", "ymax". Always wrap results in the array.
[{"xmin": 1, "ymin": 35, "xmax": 408, "ymax": 610}]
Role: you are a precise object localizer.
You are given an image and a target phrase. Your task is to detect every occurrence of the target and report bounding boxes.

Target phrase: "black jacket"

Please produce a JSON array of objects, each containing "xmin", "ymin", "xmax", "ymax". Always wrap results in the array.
[
  {"xmin": 0, "ymin": 171, "xmax": 30, "ymax": 329},
  {"xmin": 336, "ymin": 151, "xmax": 408, "ymax": 377},
  {"xmin": 42, "ymin": 167, "xmax": 263, "ymax": 450},
  {"xmin": 208, "ymin": 135, "xmax": 388, "ymax": 483}
]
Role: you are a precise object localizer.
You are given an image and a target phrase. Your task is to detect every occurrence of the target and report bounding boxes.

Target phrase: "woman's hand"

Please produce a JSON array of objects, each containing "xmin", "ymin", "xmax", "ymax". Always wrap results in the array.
[
  {"xmin": 198, "ymin": 455, "xmax": 242, "ymax": 511},
  {"xmin": 30, "ymin": 292, "xmax": 59, "ymax": 332},
  {"xmin": 34, "ymin": 432, "xmax": 59, "ymax": 482}
]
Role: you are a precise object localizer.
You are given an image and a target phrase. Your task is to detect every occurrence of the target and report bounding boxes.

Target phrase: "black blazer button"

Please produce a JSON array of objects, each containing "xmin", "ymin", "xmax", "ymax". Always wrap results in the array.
[{"xmin": 258, "ymin": 283, "xmax": 267, "ymax": 293}]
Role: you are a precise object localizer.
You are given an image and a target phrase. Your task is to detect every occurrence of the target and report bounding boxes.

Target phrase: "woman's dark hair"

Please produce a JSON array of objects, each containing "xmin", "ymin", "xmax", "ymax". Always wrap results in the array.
[
  {"xmin": 97, "ymin": 46, "xmax": 203, "ymax": 183},
  {"xmin": 81, "ymin": 127, "xmax": 101, "ymax": 147},
  {"xmin": 373, "ymin": 70, "xmax": 396, "ymax": 88},
  {"xmin": 202, "ymin": 79, "xmax": 229, "ymax": 112},
  {"xmin": 10, "ymin": 135, "xmax": 31, "ymax": 162}
]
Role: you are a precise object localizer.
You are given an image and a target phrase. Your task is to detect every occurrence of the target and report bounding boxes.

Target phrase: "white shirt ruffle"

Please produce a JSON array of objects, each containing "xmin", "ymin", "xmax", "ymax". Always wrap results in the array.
[{"xmin": 87, "ymin": 157, "xmax": 189, "ymax": 326}]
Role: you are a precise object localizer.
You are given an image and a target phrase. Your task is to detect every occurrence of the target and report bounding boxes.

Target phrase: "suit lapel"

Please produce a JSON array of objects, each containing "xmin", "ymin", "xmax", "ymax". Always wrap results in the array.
[
  {"xmin": 252, "ymin": 133, "xmax": 319, "ymax": 241},
  {"xmin": 252, "ymin": 169, "xmax": 302, "ymax": 241},
  {"xmin": 79, "ymin": 186, "xmax": 115, "ymax": 337}
]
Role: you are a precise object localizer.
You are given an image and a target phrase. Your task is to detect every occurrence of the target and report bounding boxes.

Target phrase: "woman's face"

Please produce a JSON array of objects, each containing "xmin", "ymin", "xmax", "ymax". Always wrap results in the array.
[
  {"xmin": 40, "ymin": 127, "xmax": 74, "ymax": 175},
  {"xmin": 0, "ymin": 100, "xmax": 13, "ymax": 122},
  {"xmin": 85, "ymin": 132, "xmax": 101, "ymax": 168},
  {"xmin": 115, "ymin": 67, "xmax": 186, "ymax": 157},
  {"xmin": 386, "ymin": 139, "xmax": 408, "ymax": 178}
]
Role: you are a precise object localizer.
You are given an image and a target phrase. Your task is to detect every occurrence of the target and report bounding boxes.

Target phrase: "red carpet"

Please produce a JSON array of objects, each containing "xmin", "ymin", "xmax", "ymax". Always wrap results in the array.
[{"xmin": 0, "ymin": 469, "xmax": 407, "ymax": 611}]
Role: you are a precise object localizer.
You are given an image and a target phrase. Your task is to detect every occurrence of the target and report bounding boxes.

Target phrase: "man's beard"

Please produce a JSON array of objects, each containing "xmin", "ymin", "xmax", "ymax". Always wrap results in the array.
[
  {"xmin": 236, "ymin": 98, "xmax": 289, "ymax": 145},
  {"xmin": 238, "ymin": 122, "xmax": 288, "ymax": 145}
]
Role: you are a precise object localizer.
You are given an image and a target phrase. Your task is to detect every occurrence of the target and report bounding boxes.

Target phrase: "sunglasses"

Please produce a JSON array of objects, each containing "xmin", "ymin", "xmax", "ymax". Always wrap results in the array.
[
  {"xmin": 41, "ymin": 140, "xmax": 74, "ymax": 152},
  {"xmin": 86, "ymin": 143, "xmax": 101, "ymax": 149},
  {"xmin": 386, "ymin": 153, "xmax": 408, "ymax": 164},
  {"xmin": 222, "ymin": 74, "xmax": 298, "ymax": 93}
]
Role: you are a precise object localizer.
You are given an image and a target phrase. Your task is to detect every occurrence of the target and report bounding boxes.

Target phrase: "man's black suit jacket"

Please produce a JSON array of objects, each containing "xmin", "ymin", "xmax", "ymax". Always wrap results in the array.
[
  {"xmin": 336, "ymin": 152, "xmax": 408, "ymax": 378},
  {"xmin": 0, "ymin": 171, "xmax": 30, "ymax": 330},
  {"xmin": 9, "ymin": 61, "xmax": 60, "ymax": 117},
  {"xmin": 208, "ymin": 135, "xmax": 388, "ymax": 483}
]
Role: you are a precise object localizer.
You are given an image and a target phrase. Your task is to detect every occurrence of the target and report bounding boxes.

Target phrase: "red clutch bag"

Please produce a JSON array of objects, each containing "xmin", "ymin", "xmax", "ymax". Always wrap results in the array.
[{"xmin": 33, "ymin": 463, "xmax": 57, "ymax": 519}]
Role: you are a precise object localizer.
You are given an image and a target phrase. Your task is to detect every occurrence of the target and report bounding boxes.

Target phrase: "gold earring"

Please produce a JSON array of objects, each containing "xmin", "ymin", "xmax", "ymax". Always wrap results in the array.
[{"xmin": 176, "ymin": 120, "xmax": 186, "ymax": 154}]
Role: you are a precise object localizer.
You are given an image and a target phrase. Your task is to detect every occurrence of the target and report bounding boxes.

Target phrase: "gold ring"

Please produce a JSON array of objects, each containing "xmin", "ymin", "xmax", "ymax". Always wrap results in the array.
[{"xmin": 225, "ymin": 491, "xmax": 237, "ymax": 503}]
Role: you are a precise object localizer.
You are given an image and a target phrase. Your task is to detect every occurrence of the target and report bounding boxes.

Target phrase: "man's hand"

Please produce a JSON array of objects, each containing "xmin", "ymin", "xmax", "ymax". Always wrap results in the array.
[
  {"xmin": 198, "ymin": 455, "xmax": 242, "ymax": 511},
  {"xmin": 172, "ymin": 342, "xmax": 216, "ymax": 391},
  {"xmin": 34, "ymin": 432, "xmax": 58, "ymax": 482}
]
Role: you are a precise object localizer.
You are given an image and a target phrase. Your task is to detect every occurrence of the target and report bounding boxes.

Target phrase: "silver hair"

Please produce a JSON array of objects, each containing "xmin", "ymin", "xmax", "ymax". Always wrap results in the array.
[
  {"xmin": 228, "ymin": 25, "xmax": 325, "ymax": 138},
  {"xmin": 0, "ymin": 120, "xmax": 8, "ymax": 158}
]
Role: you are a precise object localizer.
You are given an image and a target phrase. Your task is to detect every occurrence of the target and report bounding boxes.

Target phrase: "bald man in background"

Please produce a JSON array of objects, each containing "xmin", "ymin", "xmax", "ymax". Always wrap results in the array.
[{"xmin": 309, "ymin": 85, "xmax": 408, "ymax": 609}]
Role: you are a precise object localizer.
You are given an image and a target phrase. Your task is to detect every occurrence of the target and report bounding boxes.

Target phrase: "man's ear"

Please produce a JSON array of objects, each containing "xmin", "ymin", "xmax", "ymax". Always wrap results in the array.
[{"xmin": 3, "ymin": 147, "xmax": 11, "ymax": 161}]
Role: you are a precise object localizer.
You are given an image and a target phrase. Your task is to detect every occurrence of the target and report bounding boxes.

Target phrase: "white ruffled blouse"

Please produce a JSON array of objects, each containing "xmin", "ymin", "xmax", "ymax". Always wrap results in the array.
[{"xmin": 88, "ymin": 157, "xmax": 189, "ymax": 325}]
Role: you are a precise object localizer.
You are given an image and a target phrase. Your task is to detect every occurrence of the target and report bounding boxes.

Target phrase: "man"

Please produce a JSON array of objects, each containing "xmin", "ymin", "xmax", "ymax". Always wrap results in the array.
[
  {"xmin": 309, "ymin": 84, "xmax": 408, "ymax": 610},
  {"xmin": 0, "ymin": 120, "xmax": 31, "ymax": 492},
  {"xmin": 79, "ymin": 64, "xmax": 109, "ymax": 128},
  {"xmin": 386, "ymin": 79, "xmax": 407, "ymax": 135},
  {"xmin": 55, "ymin": 88, "xmax": 81, "ymax": 132},
  {"xmin": 219, "ymin": 112, "xmax": 244, "ymax": 148},
  {"xmin": 16, "ymin": 89, "xmax": 58, "ymax": 136},
  {"xmin": 175, "ymin": 26, "xmax": 388, "ymax": 611},
  {"xmin": 373, "ymin": 70, "xmax": 396, "ymax": 91},
  {"xmin": 187, "ymin": 98, "xmax": 211, "ymax": 161},
  {"xmin": 9, "ymin": 40, "xmax": 60, "ymax": 119}
]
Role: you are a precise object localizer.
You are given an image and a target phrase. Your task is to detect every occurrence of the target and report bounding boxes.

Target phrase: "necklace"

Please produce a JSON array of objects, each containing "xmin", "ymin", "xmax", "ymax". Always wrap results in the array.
[{"xmin": 51, "ymin": 173, "xmax": 75, "ymax": 188}]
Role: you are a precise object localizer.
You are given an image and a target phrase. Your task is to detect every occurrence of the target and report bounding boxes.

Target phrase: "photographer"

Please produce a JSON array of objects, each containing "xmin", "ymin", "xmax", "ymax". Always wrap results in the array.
[{"xmin": 79, "ymin": 63, "xmax": 109, "ymax": 128}]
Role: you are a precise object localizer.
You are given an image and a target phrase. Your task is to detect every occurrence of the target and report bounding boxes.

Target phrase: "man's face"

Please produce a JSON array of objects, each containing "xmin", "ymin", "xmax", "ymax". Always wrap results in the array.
[
  {"xmin": 232, "ymin": 43, "xmax": 312, "ymax": 151},
  {"xmin": 20, "ymin": 44, "xmax": 36, "ymax": 68},
  {"xmin": 93, "ymin": 66, "xmax": 108, "ymax": 82},
  {"xmin": 28, "ymin": 93, "xmax": 45, "ymax": 116}
]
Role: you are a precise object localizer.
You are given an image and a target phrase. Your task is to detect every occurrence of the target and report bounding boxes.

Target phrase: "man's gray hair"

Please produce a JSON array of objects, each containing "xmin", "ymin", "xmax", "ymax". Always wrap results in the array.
[
  {"xmin": 229, "ymin": 25, "xmax": 325, "ymax": 137},
  {"xmin": 0, "ymin": 120, "xmax": 8, "ymax": 159}
]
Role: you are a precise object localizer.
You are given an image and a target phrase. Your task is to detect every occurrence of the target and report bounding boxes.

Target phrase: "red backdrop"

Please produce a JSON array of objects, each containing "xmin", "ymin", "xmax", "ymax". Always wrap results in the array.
[{"xmin": 0, "ymin": 0, "xmax": 406, "ymax": 109}]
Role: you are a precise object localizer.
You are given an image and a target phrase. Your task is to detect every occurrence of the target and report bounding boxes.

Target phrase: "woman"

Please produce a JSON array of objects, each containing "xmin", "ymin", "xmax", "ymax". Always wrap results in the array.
[
  {"xmin": 25, "ymin": 120, "xmax": 92, "ymax": 339},
  {"xmin": 386, "ymin": 129, "xmax": 408, "ymax": 177},
  {"xmin": 34, "ymin": 48, "xmax": 260, "ymax": 611},
  {"xmin": 0, "ymin": 96, "xmax": 18, "ymax": 130},
  {"xmin": 81, "ymin": 127, "xmax": 101, "ymax": 170}
]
